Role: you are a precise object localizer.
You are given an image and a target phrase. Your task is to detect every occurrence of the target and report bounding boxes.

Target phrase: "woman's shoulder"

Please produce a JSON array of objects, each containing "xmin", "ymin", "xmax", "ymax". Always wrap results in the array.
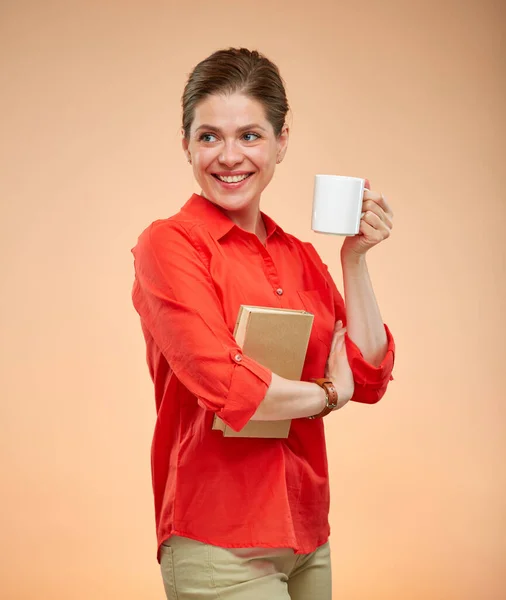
[
  {"xmin": 132, "ymin": 211, "xmax": 208, "ymax": 265},
  {"xmin": 135, "ymin": 203, "xmax": 210, "ymax": 245},
  {"xmin": 281, "ymin": 230, "xmax": 324, "ymax": 264}
]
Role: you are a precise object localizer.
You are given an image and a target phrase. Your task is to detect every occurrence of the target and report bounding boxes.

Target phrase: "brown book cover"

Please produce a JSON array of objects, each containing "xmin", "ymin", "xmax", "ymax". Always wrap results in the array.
[{"xmin": 212, "ymin": 305, "xmax": 314, "ymax": 438}]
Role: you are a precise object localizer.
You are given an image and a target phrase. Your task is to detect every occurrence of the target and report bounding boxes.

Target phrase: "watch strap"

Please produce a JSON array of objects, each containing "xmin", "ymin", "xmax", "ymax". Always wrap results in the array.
[{"xmin": 308, "ymin": 378, "xmax": 339, "ymax": 419}]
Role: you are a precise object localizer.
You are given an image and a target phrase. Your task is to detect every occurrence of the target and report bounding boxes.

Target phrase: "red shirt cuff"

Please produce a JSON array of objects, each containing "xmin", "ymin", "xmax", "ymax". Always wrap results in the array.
[
  {"xmin": 345, "ymin": 324, "xmax": 395, "ymax": 388},
  {"xmin": 215, "ymin": 351, "xmax": 272, "ymax": 432}
]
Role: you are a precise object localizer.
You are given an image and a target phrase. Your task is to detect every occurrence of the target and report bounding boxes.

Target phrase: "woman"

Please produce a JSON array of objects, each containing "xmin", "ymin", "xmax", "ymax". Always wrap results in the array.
[{"xmin": 131, "ymin": 47, "xmax": 395, "ymax": 600}]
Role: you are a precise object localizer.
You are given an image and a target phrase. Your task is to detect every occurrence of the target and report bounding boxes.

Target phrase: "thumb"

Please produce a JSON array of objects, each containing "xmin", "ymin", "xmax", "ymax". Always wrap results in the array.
[{"xmin": 336, "ymin": 334, "xmax": 346, "ymax": 354}]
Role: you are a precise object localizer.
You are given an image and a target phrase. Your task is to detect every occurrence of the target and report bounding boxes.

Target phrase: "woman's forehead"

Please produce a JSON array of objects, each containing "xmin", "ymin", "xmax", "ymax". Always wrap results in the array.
[{"xmin": 192, "ymin": 93, "xmax": 270, "ymax": 131}]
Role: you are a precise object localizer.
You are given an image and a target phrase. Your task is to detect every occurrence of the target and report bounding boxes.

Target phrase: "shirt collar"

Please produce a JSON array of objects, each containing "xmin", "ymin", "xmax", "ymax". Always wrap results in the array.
[{"xmin": 180, "ymin": 193, "xmax": 284, "ymax": 241}]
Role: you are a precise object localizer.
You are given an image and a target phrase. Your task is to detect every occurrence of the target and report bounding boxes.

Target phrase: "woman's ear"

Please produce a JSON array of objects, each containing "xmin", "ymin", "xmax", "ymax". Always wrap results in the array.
[
  {"xmin": 277, "ymin": 123, "xmax": 290, "ymax": 163},
  {"xmin": 181, "ymin": 133, "xmax": 191, "ymax": 163}
]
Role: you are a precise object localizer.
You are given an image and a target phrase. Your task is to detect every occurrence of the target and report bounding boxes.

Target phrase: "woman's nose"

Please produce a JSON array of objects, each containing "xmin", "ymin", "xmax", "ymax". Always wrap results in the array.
[{"xmin": 219, "ymin": 141, "xmax": 243, "ymax": 166}]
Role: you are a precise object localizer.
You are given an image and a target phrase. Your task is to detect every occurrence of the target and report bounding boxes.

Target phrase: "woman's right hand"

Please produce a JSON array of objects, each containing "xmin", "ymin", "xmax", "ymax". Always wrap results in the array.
[{"xmin": 325, "ymin": 320, "xmax": 355, "ymax": 409}]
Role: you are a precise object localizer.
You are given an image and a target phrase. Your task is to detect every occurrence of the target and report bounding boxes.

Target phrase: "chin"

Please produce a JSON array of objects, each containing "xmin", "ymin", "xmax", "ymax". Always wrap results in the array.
[
  {"xmin": 212, "ymin": 192, "xmax": 256, "ymax": 211},
  {"xmin": 203, "ymin": 179, "xmax": 262, "ymax": 208}
]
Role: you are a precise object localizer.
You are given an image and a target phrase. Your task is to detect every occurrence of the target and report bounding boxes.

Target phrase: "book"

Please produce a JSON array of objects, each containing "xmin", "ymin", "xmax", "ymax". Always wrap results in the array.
[{"xmin": 212, "ymin": 305, "xmax": 314, "ymax": 438}]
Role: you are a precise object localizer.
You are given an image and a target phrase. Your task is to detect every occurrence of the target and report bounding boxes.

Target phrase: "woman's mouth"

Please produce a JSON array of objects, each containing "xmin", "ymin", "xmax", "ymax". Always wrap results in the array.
[{"xmin": 212, "ymin": 173, "xmax": 254, "ymax": 187}]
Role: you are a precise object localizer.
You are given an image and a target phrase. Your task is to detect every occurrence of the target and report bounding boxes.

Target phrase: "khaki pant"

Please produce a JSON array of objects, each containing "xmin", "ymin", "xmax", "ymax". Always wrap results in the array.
[{"xmin": 160, "ymin": 535, "xmax": 331, "ymax": 600}]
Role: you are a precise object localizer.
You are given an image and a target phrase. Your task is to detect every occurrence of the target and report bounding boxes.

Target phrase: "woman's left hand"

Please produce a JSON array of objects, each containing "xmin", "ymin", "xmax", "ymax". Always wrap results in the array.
[{"xmin": 341, "ymin": 179, "xmax": 394, "ymax": 258}]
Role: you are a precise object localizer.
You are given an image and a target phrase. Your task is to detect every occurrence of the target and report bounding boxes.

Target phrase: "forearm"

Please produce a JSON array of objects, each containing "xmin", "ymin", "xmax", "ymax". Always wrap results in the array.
[
  {"xmin": 250, "ymin": 373, "xmax": 326, "ymax": 421},
  {"xmin": 341, "ymin": 250, "xmax": 388, "ymax": 366}
]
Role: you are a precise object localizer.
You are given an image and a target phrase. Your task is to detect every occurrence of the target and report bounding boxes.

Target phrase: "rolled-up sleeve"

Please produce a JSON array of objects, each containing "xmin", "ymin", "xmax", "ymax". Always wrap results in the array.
[
  {"xmin": 345, "ymin": 324, "xmax": 395, "ymax": 404},
  {"xmin": 132, "ymin": 221, "xmax": 272, "ymax": 432}
]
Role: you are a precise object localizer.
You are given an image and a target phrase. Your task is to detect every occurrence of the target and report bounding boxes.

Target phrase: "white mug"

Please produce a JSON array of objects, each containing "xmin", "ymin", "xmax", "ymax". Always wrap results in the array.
[{"xmin": 311, "ymin": 175, "xmax": 365, "ymax": 236}]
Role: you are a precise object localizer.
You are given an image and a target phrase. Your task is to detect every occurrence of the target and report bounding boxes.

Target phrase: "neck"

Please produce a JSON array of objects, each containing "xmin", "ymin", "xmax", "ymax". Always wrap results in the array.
[
  {"xmin": 219, "ymin": 202, "xmax": 267, "ymax": 243},
  {"xmin": 200, "ymin": 192, "xmax": 268, "ymax": 244}
]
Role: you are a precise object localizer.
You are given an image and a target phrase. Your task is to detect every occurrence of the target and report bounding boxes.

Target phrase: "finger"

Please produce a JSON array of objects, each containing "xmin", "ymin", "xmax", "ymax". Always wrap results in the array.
[
  {"xmin": 375, "ymin": 193, "xmax": 393, "ymax": 220},
  {"xmin": 359, "ymin": 218, "xmax": 390, "ymax": 243},
  {"xmin": 330, "ymin": 327, "xmax": 346, "ymax": 354},
  {"xmin": 379, "ymin": 194, "xmax": 393, "ymax": 219},
  {"xmin": 362, "ymin": 200, "xmax": 393, "ymax": 229},
  {"xmin": 335, "ymin": 334, "xmax": 346, "ymax": 355},
  {"xmin": 332, "ymin": 320, "xmax": 345, "ymax": 337},
  {"xmin": 363, "ymin": 190, "xmax": 394, "ymax": 220},
  {"xmin": 363, "ymin": 189, "xmax": 382, "ymax": 202},
  {"xmin": 364, "ymin": 178, "xmax": 371, "ymax": 190},
  {"xmin": 362, "ymin": 209, "xmax": 392, "ymax": 236},
  {"xmin": 333, "ymin": 322, "xmax": 346, "ymax": 337},
  {"xmin": 330, "ymin": 332, "xmax": 339, "ymax": 354}
]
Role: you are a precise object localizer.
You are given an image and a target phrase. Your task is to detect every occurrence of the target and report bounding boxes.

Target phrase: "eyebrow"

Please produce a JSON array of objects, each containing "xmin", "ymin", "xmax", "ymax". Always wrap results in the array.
[{"xmin": 194, "ymin": 123, "xmax": 268, "ymax": 134}]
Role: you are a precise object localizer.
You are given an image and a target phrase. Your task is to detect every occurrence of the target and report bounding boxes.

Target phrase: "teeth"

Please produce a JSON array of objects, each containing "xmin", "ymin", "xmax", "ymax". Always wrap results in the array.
[{"xmin": 217, "ymin": 174, "xmax": 250, "ymax": 183}]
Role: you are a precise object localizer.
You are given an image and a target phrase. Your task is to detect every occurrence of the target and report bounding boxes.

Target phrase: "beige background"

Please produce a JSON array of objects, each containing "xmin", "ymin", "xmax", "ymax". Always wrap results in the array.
[{"xmin": 1, "ymin": 1, "xmax": 505, "ymax": 598}]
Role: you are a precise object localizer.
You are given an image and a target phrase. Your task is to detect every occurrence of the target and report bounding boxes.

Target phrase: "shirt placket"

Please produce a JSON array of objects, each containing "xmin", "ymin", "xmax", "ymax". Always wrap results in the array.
[{"xmin": 251, "ymin": 237, "xmax": 286, "ymax": 304}]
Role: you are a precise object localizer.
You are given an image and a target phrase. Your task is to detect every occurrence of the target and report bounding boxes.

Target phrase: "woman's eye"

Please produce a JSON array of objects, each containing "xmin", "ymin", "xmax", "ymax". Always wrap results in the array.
[
  {"xmin": 243, "ymin": 133, "xmax": 260, "ymax": 142},
  {"xmin": 200, "ymin": 133, "xmax": 217, "ymax": 143}
]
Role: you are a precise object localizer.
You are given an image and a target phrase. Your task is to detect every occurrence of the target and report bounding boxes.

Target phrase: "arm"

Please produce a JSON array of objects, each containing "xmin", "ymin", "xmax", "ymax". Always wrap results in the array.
[
  {"xmin": 339, "ymin": 184, "xmax": 396, "ymax": 403},
  {"xmin": 251, "ymin": 374, "xmax": 326, "ymax": 421},
  {"xmin": 302, "ymin": 241, "xmax": 395, "ymax": 405},
  {"xmin": 340, "ymin": 251, "xmax": 395, "ymax": 404},
  {"xmin": 341, "ymin": 252, "xmax": 388, "ymax": 366}
]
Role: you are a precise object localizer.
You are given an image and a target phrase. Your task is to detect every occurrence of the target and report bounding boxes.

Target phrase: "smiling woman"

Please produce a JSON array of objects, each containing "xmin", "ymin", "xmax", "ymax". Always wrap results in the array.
[{"xmin": 131, "ymin": 47, "xmax": 395, "ymax": 600}]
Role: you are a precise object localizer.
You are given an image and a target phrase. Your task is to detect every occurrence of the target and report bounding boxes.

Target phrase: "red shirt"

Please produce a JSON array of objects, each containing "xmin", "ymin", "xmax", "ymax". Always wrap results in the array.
[{"xmin": 131, "ymin": 193, "xmax": 395, "ymax": 562}]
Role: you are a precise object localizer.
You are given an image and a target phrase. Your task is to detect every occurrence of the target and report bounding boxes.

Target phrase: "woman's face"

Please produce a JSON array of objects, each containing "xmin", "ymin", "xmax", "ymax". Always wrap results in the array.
[{"xmin": 182, "ymin": 92, "xmax": 289, "ymax": 215}]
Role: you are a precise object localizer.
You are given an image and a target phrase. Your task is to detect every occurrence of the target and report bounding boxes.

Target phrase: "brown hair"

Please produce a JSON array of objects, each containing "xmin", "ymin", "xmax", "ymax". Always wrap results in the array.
[{"xmin": 182, "ymin": 47, "xmax": 289, "ymax": 139}]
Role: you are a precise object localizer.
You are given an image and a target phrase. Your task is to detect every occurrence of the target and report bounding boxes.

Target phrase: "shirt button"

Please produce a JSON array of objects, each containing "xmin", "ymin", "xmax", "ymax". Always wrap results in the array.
[
  {"xmin": 234, "ymin": 353, "xmax": 242, "ymax": 362},
  {"xmin": 276, "ymin": 288, "xmax": 283, "ymax": 296}
]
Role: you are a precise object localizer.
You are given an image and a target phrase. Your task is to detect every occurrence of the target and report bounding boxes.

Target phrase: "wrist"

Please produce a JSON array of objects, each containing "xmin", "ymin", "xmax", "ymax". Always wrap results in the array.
[
  {"xmin": 341, "ymin": 247, "xmax": 367, "ymax": 268},
  {"xmin": 326, "ymin": 375, "xmax": 354, "ymax": 408},
  {"xmin": 308, "ymin": 378, "xmax": 339, "ymax": 419},
  {"xmin": 316, "ymin": 385, "xmax": 326, "ymax": 413}
]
